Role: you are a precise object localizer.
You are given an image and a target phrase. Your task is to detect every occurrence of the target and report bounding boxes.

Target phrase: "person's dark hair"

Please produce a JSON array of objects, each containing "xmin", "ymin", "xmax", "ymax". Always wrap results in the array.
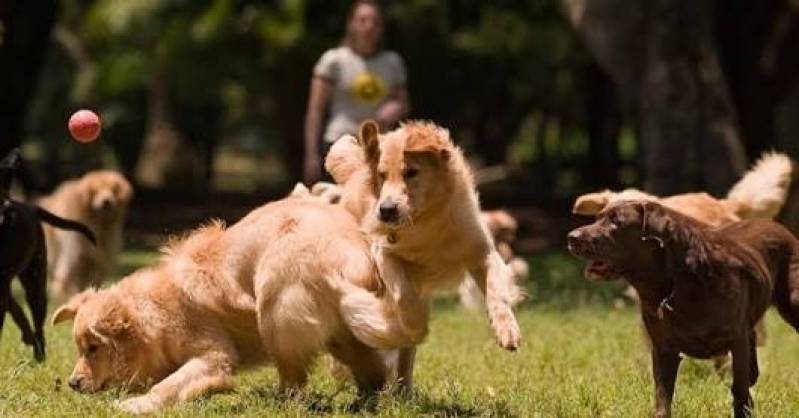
[
  {"xmin": 348, "ymin": 0, "xmax": 381, "ymax": 20},
  {"xmin": 342, "ymin": 0, "xmax": 384, "ymax": 48}
]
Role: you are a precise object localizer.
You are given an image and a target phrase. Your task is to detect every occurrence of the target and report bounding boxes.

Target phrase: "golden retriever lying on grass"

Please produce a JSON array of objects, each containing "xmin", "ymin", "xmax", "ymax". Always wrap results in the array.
[
  {"xmin": 325, "ymin": 120, "xmax": 522, "ymax": 389},
  {"xmin": 39, "ymin": 170, "xmax": 133, "ymax": 299},
  {"xmin": 52, "ymin": 198, "xmax": 425, "ymax": 414}
]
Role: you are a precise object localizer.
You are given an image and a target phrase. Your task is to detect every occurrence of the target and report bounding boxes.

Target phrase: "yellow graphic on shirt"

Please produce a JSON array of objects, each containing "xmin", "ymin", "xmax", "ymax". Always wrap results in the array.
[{"xmin": 351, "ymin": 71, "xmax": 387, "ymax": 104}]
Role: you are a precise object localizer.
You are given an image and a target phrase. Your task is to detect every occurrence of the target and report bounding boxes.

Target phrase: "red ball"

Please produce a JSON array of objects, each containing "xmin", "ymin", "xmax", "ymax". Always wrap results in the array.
[{"xmin": 68, "ymin": 109, "xmax": 102, "ymax": 143}]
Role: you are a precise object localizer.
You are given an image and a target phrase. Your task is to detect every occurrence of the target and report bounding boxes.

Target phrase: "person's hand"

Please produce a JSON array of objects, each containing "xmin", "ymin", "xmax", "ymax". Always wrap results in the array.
[
  {"xmin": 376, "ymin": 100, "xmax": 404, "ymax": 129},
  {"xmin": 304, "ymin": 154, "xmax": 322, "ymax": 184}
]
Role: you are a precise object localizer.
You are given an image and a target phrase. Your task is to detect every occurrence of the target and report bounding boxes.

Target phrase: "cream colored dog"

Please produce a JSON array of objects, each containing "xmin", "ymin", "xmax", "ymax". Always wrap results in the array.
[
  {"xmin": 52, "ymin": 198, "xmax": 425, "ymax": 414},
  {"xmin": 573, "ymin": 152, "xmax": 793, "ymax": 225},
  {"xmin": 39, "ymin": 170, "xmax": 133, "ymax": 299},
  {"xmin": 325, "ymin": 120, "xmax": 522, "ymax": 389}
]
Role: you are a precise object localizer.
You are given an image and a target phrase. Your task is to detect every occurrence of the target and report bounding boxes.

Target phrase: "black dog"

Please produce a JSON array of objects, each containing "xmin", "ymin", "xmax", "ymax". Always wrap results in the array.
[{"xmin": 0, "ymin": 149, "xmax": 96, "ymax": 361}]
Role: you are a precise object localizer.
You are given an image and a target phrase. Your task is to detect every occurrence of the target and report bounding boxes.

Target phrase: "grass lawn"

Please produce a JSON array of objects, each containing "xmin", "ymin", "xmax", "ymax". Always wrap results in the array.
[{"xmin": 2, "ymin": 251, "xmax": 799, "ymax": 417}]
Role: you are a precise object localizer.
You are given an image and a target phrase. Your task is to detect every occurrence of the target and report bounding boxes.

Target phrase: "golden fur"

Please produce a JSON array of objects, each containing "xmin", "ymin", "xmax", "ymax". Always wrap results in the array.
[
  {"xmin": 573, "ymin": 152, "xmax": 793, "ymax": 226},
  {"xmin": 326, "ymin": 120, "xmax": 522, "ymax": 389},
  {"xmin": 39, "ymin": 170, "xmax": 133, "ymax": 299},
  {"xmin": 52, "ymin": 198, "xmax": 425, "ymax": 414}
]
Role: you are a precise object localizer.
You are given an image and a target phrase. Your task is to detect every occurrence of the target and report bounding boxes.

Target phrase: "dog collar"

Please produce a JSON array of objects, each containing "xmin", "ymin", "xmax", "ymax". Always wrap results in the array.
[{"xmin": 657, "ymin": 290, "xmax": 675, "ymax": 320}]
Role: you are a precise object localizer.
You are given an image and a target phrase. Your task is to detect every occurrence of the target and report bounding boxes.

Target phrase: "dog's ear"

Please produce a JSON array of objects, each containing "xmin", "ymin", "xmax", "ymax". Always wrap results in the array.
[
  {"xmin": 573, "ymin": 191, "xmax": 611, "ymax": 215},
  {"xmin": 116, "ymin": 175, "xmax": 134, "ymax": 203},
  {"xmin": 358, "ymin": 120, "xmax": 381, "ymax": 167},
  {"xmin": 93, "ymin": 300, "xmax": 137, "ymax": 342},
  {"xmin": 51, "ymin": 289, "xmax": 97, "ymax": 325}
]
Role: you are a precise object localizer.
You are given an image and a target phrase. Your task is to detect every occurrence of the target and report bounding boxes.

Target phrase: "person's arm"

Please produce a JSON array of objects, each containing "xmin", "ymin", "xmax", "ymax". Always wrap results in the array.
[
  {"xmin": 376, "ymin": 85, "xmax": 409, "ymax": 130},
  {"xmin": 303, "ymin": 76, "xmax": 332, "ymax": 183}
]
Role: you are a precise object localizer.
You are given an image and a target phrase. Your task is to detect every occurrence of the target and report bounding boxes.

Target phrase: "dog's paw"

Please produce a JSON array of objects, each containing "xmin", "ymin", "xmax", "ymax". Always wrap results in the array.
[
  {"xmin": 494, "ymin": 317, "xmax": 522, "ymax": 351},
  {"xmin": 115, "ymin": 395, "xmax": 162, "ymax": 415}
]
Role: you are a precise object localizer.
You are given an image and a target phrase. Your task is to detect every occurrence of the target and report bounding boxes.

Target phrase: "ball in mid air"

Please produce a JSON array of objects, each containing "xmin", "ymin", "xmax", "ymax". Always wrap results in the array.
[{"xmin": 68, "ymin": 109, "xmax": 102, "ymax": 143}]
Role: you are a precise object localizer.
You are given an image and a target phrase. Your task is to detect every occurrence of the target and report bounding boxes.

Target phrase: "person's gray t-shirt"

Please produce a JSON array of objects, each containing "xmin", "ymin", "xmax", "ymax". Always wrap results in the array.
[{"xmin": 314, "ymin": 46, "xmax": 407, "ymax": 143}]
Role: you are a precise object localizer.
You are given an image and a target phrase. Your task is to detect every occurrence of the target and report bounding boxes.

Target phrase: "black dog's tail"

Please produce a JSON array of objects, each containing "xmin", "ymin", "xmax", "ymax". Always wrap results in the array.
[{"xmin": 34, "ymin": 206, "xmax": 97, "ymax": 245}]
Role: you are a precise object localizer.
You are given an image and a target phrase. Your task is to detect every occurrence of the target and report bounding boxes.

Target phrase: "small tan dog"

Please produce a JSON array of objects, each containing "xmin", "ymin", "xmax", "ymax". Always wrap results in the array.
[
  {"xmin": 326, "ymin": 120, "xmax": 522, "ymax": 389},
  {"xmin": 39, "ymin": 170, "xmax": 133, "ymax": 299},
  {"xmin": 52, "ymin": 198, "xmax": 425, "ymax": 414},
  {"xmin": 573, "ymin": 152, "xmax": 793, "ymax": 226}
]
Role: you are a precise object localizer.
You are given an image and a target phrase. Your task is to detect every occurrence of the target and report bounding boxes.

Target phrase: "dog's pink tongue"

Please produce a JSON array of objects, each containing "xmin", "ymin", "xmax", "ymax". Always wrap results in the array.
[{"xmin": 585, "ymin": 260, "xmax": 612, "ymax": 281}]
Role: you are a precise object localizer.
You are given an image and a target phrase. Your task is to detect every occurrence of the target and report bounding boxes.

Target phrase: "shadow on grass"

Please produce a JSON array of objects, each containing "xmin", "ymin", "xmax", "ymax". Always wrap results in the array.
[{"xmin": 231, "ymin": 384, "xmax": 516, "ymax": 417}]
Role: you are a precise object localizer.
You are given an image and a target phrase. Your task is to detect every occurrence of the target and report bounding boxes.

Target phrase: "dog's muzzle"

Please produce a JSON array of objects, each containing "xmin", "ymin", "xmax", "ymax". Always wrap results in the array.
[{"xmin": 378, "ymin": 199, "xmax": 400, "ymax": 224}]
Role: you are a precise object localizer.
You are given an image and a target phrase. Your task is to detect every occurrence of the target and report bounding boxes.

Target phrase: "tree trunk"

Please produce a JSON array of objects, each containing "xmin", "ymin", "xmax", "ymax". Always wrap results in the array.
[
  {"xmin": 563, "ymin": 0, "xmax": 747, "ymax": 196},
  {"xmin": 0, "ymin": 0, "xmax": 57, "ymax": 159}
]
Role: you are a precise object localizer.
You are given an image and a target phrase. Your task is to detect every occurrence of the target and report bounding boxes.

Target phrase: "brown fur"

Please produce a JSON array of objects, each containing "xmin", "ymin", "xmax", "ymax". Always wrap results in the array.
[
  {"xmin": 327, "ymin": 120, "xmax": 522, "ymax": 390},
  {"xmin": 39, "ymin": 170, "xmax": 133, "ymax": 299},
  {"xmin": 568, "ymin": 201, "xmax": 799, "ymax": 417},
  {"xmin": 52, "ymin": 198, "xmax": 428, "ymax": 414}
]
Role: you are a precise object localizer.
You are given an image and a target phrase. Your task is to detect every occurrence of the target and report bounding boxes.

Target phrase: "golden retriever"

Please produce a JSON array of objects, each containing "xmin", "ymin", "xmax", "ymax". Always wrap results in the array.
[
  {"xmin": 572, "ymin": 152, "xmax": 793, "ymax": 225},
  {"xmin": 325, "ymin": 120, "xmax": 522, "ymax": 389},
  {"xmin": 52, "ymin": 197, "xmax": 427, "ymax": 414},
  {"xmin": 39, "ymin": 170, "xmax": 133, "ymax": 299}
]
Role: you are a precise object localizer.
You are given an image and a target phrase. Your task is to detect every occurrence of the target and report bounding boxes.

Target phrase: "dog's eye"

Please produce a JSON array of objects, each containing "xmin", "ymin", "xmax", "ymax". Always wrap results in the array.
[
  {"xmin": 86, "ymin": 344, "xmax": 99, "ymax": 355},
  {"xmin": 403, "ymin": 168, "xmax": 419, "ymax": 179},
  {"xmin": 377, "ymin": 171, "xmax": 387, "ymax": 181}
]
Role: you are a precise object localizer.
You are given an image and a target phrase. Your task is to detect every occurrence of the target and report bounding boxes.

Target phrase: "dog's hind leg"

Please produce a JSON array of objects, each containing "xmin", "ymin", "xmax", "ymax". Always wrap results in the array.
[
  {"xmin": 18, "ymin": 238, "xmax": 47, "ymax": 361},
  {"xmin": 327, "ymin": 332, "xmax": 387, "ymax": 396},
  {"xmin": 730, "ymin": 337, "xmax": 755, "ymax": 418},
  {"xmin": 7, "ymin": 297, "xmax": 35, "ymax": 346}
]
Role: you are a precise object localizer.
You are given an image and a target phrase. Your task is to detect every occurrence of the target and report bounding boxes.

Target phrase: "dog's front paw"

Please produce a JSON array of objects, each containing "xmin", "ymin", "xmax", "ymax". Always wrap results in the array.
[
  {"xmin": 115, "ymin": 395, "xmax": 162, "ymax": 415},
  {"xmin": 494, "ymin": 316, "xmax": 521, "ymax": 351}
]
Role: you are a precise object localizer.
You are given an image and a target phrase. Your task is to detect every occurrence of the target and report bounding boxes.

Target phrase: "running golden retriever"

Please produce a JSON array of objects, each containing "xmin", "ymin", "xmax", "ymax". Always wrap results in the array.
[
  {"xmin": 40, "ymin": 170, "xmax": 133, "ymax": 299},
  {"xmin": 52, "ymin": 198, "xmax": 423, "ymax": 414},
  {"xmin": 325, "ymin": 120, "xmax": 522, "ymax": 389}
]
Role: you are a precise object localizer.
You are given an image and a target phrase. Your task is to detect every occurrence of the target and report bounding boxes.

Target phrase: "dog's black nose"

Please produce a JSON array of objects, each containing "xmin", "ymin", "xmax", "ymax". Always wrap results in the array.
[
  {"xmin": 378, "ymin": 201, "xmax": 399, "ymax": 223},
  {"xmin": 68, "ymin": 377, "xmax": 82, "ymax": 391}
]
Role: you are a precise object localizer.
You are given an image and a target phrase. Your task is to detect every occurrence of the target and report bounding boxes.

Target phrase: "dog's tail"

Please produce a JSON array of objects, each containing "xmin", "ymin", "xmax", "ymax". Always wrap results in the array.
[
  {"xmin": 726, "ymin": 152, "xmax": 793, "ymax": 220},
  {"xmin": 336, "ymin": 280, "xmax": 424, "ymax": 350},
  {"xmin": 34, "ymin": 206, "xmax": 97, "ymax": 245}
]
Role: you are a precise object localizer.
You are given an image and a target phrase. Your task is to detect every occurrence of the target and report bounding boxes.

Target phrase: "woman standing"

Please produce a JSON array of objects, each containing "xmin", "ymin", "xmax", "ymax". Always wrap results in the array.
[{"xmin": 303, "ymin": 0, "xmax": 409, "ymax": 183}]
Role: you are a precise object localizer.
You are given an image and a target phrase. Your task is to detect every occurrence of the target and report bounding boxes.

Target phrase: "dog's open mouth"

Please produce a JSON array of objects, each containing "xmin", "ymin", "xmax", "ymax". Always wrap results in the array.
[{"xmin": 584, "ymin": 260, "xmax": 621, "ymax": 281}]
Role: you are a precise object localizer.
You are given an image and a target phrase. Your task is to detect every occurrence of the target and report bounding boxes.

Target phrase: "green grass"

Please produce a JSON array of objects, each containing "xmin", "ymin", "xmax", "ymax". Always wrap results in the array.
[{"xmin": 3, "ymin": 252, "xmax": 799, "ymax": 417}]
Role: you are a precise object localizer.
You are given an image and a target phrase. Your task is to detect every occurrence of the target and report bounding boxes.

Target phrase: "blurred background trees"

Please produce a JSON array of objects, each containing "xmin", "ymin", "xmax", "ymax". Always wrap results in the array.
[{"xmin": 4, "ymin": 0, "xmax": 799, "ymax": 202}]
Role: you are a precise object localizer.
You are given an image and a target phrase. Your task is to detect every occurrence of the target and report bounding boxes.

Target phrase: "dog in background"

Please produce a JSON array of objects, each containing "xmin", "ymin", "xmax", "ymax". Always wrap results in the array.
[
  {"xmin": 459, "ymin": 210, "xmax": 529, "ymax": 311},
  {"xmin": 325, "ymin": 120, "xmax": 522, "ymax": 390},
  {"xmin": 0, "ymin": 149, "xmax": 95, "ymax": 361},
  {"xmin": 568, "ymin": 201, "xmax": 799, "ymax": 418},
  {"xmin": 39, "ymin": 170, "xmax": 133, "ymax": 299},
  {"xmin": 573, "ymin": 152, "xmax": 793, "ymax": 225}
]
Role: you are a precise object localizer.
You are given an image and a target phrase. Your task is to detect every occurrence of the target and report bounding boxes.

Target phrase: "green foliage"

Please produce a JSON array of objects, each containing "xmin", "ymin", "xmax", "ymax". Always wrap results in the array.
[{"xmin": 27, "ymin": 0, "xmax": 608, "ymax": 193}]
